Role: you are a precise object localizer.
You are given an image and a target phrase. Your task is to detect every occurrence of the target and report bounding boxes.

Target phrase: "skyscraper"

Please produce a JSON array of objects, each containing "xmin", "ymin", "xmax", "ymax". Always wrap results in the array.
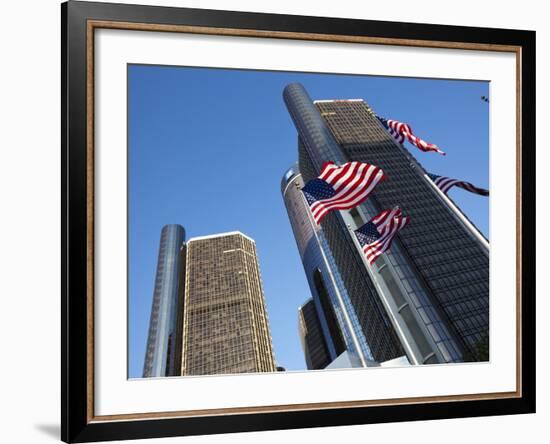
[
  {"xmin": 143, "ymin": 224, "xmax": 186, "ymax": 377},
  {"xmin": 282, "ymin": 165, "xmax": 384, "ymax": 367},
  {"xmin": 283, "ymin": 83, "xmax": 489, "ymax": 364},
  {"xmin": 180, "ymin": 232, "xmax": 276, "ymax": 375},
  {"xmin": 298, "ymin": 298, "xmax": 331, "ymax": 370}
]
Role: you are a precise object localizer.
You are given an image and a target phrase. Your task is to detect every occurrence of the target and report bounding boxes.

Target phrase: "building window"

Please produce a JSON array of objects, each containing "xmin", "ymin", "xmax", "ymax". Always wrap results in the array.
[
  {"xmin": 348, "ymin": 208, "xmax": 364, "ymax": 228},
  {"xmin": 313, "ymin": 269, "xmax": 346, "ymax": 356}
]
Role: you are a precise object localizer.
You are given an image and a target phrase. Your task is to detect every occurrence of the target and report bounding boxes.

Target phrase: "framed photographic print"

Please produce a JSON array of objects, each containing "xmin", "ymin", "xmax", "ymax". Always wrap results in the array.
[{"xmin": 61, "ymin": 0, "xmax": 535, "ymax": 442}]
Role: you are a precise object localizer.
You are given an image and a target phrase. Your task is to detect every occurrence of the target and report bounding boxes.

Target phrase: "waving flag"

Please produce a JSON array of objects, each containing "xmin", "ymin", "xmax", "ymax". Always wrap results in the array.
[
  {"xmin": 377, "ymin": 116, "xmax": 446, "ymax": 156},
  {"xmin": 427, "ymin": 173, "xmax": 489, "ymax": 196},
  {"xmin": 302, "ymin": 161, "xmax": 385, "ymax": 225},
  {"xmin": 354, "ymin": 207, "xmax": 409, "ymax": 265}
]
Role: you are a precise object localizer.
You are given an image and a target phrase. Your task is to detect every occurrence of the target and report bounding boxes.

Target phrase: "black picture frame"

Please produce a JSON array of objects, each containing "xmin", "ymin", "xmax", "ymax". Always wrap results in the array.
[{"xmin": 62, "ymin": 1, "xmax": 536, "ymax": 442}]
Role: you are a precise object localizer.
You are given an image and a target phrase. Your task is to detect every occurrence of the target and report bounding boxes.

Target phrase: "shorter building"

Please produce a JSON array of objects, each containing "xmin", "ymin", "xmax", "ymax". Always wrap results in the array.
[
  {"xmin": 180, "ymin": 232, "xmax": 277, "ymax": 376},
  {"xmin": 298, "ymin": 298, "xmax": 332, "ymax": 370}
]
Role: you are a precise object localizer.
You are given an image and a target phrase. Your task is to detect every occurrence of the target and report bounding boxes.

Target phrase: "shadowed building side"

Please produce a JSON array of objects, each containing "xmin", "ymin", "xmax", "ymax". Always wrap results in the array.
[
  {"xmin": 172, "ymin": 242, "xmax": 187, "ymax": 376},
  {"xmin": 298, "ymin": 298, "xmax": 331, "ymax": 370}
]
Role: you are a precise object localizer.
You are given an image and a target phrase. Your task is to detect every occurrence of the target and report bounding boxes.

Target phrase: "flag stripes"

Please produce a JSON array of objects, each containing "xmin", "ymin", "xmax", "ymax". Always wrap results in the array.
[
  {"xmin": 377, "ymin": 116, "xmax": 446, "ymax": 156},
  {"xmin": 301, "ymin": 161, "xmax": 385, "ymax": 225},
  {"xmin": 427, "ymin": 173, "xmax": 489, "ymax": 196},
  {"xmin": 354, "ymin": 207, "xmax": 410, "ymax": 265}
]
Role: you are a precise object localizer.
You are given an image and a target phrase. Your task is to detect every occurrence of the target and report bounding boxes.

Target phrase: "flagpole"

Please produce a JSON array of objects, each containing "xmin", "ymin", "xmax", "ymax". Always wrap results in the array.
[
  {"xmin": 296, "ymin": 181, "xmax": 369, "ymax": 368},
  {"xmin": 421, "ymin": 173, "xmax": 490, "ymax": 252},
  {"xmin": 372, "ymin": 114, "xmax": 490, "ymax": 255},
  {"xmin": 345, "ymin": 223, "xmax": 420, "ymax": 365}
]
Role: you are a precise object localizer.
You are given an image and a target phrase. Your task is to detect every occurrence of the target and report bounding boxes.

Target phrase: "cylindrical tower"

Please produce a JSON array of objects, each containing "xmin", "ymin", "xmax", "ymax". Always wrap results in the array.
[
  {"xmin": 283, "ymin": 83, "xmax": 347, "ymax": 170},
  {"xmin": 283, "ymin": 82, "xmax": 490, "ymax": 364},
  {"xmin": 282, "ymin": 165, "xmax": 376, "ymax": 366},
  {"xmin": 143, "ymin": 224, "xmax": 186, "ymax": 377}
]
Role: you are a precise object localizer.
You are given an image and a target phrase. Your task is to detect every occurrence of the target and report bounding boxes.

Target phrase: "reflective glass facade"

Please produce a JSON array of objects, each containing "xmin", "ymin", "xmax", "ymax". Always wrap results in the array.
[
  {"xmin": 283, "ymin": 82, "xmax": 489, "ymax": 362},
  {"xmin": 282, "ymin": 167, "xmax": 377, "ymax": 365},
  {"xmin": 143, "ymin": 224, "xmax": 186, "ymax": 377},
  {"xmin": 298, "ymin": 298, "xmax": 331, "ymax": 370},
  {"xmin": 315, "ymin": 99, "xmax": 488, "ymax": 359}
]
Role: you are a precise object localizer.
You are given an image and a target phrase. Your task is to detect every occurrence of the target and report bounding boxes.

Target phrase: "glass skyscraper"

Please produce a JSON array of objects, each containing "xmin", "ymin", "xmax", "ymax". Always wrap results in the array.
[
  {"xmin": 283, "ymin": 83, "xmax": 489, "ymax": 364},
  {"xmin": 143, "ymin": 224, "xmax": 186, "ymax": 377},
  {"xmin": 282, "ymin": 165, "xmax": 380, "ymax": 367}
]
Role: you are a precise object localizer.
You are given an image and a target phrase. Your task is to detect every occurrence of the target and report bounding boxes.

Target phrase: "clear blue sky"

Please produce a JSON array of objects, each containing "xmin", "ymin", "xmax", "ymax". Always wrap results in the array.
[{"xmin": 128, "ymin": 64, "xmax": 489, "ymax": 378}]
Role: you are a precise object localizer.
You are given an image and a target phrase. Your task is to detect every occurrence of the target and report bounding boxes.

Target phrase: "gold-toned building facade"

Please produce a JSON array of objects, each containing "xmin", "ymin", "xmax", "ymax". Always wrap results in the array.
[{"xmin": 180, "ymin": 232, "xmax": 276, "ymax": 375}]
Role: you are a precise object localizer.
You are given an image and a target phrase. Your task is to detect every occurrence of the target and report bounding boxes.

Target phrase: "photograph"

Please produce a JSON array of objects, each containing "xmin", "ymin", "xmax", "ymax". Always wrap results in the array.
[
  {"xmin": 57, "ymin": 1, "xmax": 536, "ymax": 441},
  {"xmin": 0, "ymin": 0, "xmax": 542, "ymax": 442},
  {"xmin": 128, "ymin": 65, "xmax": 490, "ymax": 379}
]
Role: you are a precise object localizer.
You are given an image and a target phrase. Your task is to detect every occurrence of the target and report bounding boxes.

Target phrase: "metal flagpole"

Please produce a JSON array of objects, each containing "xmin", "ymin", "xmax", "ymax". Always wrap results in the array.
[
  {"xmin": 296, "ymin": 181, "xmax": 369, "ymax": 368},
  {"xmin": 371, "ymin": 112, "xmax": 490, "ymax": 255},
  {"xmin": 345, "ymin": 223, "xmax": 420, "ymax": 365},
  {"xmin": 422, "ymin": 173, "xmax": 490, "ymax": 252}
]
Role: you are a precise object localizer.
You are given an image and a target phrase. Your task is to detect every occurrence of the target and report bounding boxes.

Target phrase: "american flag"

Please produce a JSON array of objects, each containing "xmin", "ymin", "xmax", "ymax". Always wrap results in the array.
[
  {"xmin": 427, "ymin": 173, "xmax": 489, "ymax": 196},
  {"xmin": 377, "ymin": 116, "xmax": 446, "ymax": 156},
  {"xmin": 354, "ymin": 207, "xmax": 410, "ymax": 265},
  {"xmin": 302, "ymin": 161, "xmax": 385, "ymax": 225}
]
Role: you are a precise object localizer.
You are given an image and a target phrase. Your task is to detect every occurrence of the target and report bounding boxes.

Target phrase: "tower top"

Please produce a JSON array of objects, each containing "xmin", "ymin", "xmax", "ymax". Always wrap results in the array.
[
  {"xmin": 187, "ymin": 231, "xmax": 255, "ymax": 244},
  {"xmin": 313, "ymin": 99, "xmax": 364, "ymax": 103}
]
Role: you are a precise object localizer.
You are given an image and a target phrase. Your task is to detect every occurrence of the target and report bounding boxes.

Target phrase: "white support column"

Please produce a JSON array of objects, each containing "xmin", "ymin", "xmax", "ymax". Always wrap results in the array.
[
  {"xmin": 422, "ymin": 173, "xmax": 490, "ymax": 253},
  {"xmin": 297, "ymin": 183, "xmax": 368, "ymax": 367},
  {"xmin": 372, "ymin": 115, "xmax": 489, "ymax": 254},
  {"xmin": 346, "ymin": 224, "xmax": 420, "ymax": 365}
]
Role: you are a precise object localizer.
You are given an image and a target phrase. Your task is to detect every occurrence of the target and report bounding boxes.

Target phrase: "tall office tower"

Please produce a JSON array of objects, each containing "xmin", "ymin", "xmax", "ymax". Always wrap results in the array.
[
  {"xmin": 282, "ymin": 165, "xmax": 380, "ymax": 367},
  {"xmin": 283, "ymin": 83, "xmax": 489, "ymax": 364},
  {"xmin": 181, "ymin": 232, "xmax": 276, "ymax": 375},
  {"xmin": 298, "ymin": 298, "xmax": 331, "ymax": 370},
  {"xmin": 143, "ymin": 224, "xmax": 186, "ymax": 377}
]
